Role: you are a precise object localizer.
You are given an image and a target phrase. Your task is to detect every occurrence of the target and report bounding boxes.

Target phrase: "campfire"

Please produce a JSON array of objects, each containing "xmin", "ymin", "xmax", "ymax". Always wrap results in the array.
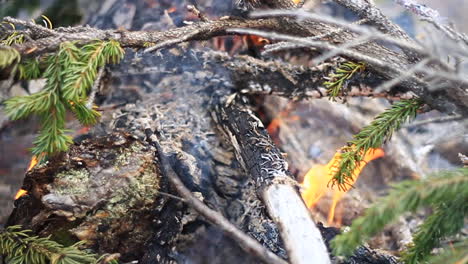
[{"xmin": 1, "ymin": 0, "xmax": 467, "ymax": 264}]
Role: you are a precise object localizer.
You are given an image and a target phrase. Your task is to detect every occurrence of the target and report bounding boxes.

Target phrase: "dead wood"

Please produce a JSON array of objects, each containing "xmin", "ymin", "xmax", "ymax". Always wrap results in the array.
[
  {"xmin": 7, "ymin": 133, "xmax": 163, "ymax": 260},
  {"xmin": 1, "ymin": 16, "xmax": 283, "ymax": 56},
  {"xmin": 2, "ymin": 0, "xmax": 468, "ymax": 115},
  {"xmin": 6, "ymin": 44, "xmax": 291, "ymax": 263},
  {"xmin": 207, "ymin": 51, "xmax": 414, "ymax": 101},
  {"xmin": 153, "ymin": 140, "xmax": 288, "ymax": 264},
  {"xmin": 212, "ymin": 94, "xmax": 330, "ymax": 264}
]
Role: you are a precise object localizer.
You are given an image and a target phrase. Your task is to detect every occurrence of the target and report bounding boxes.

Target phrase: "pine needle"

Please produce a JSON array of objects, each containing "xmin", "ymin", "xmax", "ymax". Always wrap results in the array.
[
  {"xmin": 331, "ymin": 99, "xmax": 423, "ymax": 190},
  {"xmin": 402, "ymin": 197, "xmax": 467, "ymax": 263},
  {"xmin": 0, "ymin": 46, "xmax": 20, "ymax": 68},
  {"xmin": 3, "ymin": 40, "xmax": 124, "ymax": 161},
  {"xmin": 18, "ymin": 58, "xmax": 41, "ymax": 80},
  {"xmin": 0, "ymin": 226, "xmax": 97, "ymax": 264},
  {"xmin": 426, "ymin": 239, "xmax": 468, "ymax": 264},
  {"xmin": 331, "ymin": 168, "xmax": 468, "ymax": 258},
  {"xmin": 324, "ymin": 61, "xmax": 365, "ymax": 101}
]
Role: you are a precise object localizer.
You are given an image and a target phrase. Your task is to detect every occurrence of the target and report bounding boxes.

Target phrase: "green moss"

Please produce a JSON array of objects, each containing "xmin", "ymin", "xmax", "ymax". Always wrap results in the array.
[
  {"xmin": 105, "ymin": 162, "xmax": 159, "ymax": 217},
  {"xmin": 53, "ymin": 169, "xmax": 91, "ymax": 195},
  {"xmin": 114, "ymin": 142, "xmax": 144, "ymax": 167}
]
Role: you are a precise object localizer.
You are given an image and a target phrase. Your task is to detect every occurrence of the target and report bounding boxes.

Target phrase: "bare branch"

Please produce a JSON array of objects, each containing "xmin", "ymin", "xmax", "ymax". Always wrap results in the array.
[{"xmin": 332, "ymin": 0, "xmax": 413, "ymax": 42}]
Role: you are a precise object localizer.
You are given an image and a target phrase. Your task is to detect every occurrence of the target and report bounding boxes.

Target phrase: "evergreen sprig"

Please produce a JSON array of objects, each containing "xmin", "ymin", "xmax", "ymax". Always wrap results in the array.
[
  {"xmin": 62, "ymin": 40, "xmax": 123, "ymax": 101},
  {"xmin": 3, "ymin": 40, "xmax": 124, "ymax": 160},
  {"xmin": 331, "ymin": 99, "xmax": 423, "ymax": 189},
  {"xmin": 402, "ymin": 196, "xmax": 467, "ymax": 263},
  {"xmin": 0, "ymin": 46, "xmax": 20, "ymax": 69},
  {"xmin": 331, "ymin": 168, "xmax": 468, "ymax": 263},
  {"xmin": 18, "ymin": 58, "xmax": 42, "ymax": 80},
  {"xmin": 0, "ymin": 225, "xmax": 97, "ymax": 264},
  {"xmin": 324, "ymin": 61, "xmax": 365, "ymax": 101},
  {"xmin": 426, "ymin": 239, "xmax": 467, "ymax": 264}
]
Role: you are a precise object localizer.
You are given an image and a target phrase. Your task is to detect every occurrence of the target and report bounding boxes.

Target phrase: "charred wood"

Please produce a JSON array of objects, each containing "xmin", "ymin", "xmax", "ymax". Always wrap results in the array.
[
  {"xmin": 2, "ymin": 0, "xmax": 467, "ymax": 115},
  {"xmin": 153, "ymin": 140, "xmax": 288, "ymax": 264},
  {"xmin": 207, "ymin": 52, "xmax": 414, "ymax": 101},
  {"xmin": 212, "ymin": 94, "xmax": 331, "ymax": 264},
  {"xmin": 318, "ymin": 224, "xmax": 400, "ymax": 264}
]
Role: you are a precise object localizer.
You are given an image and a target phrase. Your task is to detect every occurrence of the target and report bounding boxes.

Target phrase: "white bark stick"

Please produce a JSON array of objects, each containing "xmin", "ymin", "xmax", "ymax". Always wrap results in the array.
[{"xmin": 263, "ymin": 184, "xmax": 331, "ymax": 264}]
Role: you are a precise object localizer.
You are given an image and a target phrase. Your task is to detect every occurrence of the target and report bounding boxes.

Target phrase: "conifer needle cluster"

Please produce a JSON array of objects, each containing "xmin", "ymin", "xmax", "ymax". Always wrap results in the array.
[
  {"xmin": 324, "ymin": 61, "xmax": 365, "ymax": 101},
  {"xmin": 0, "ymin": 46, "xmax": 20, "ymax": 68},
  {"xmin": 0, "ymin": 225, "xmax": 97, "ymax": 264},
  {"xmin": 331, "ymin": 168, "xmax": 468, "ymax": 264},
  {"xmin": 1, "ymin": 39, "xmax": 124, "ymax": 161},
  {"xmin": 331, "ymin": 98, "xmax": 423, "ymax": 189}
]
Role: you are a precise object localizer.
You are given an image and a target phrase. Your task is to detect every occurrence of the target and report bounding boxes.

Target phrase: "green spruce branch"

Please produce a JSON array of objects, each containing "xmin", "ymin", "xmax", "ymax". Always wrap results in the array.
[
  {"xmin": 3, "ymin": 40, "xmax": 124, "ymax": 160},
  {"xmin": 0, "ymin": 46, "xmax": 20, "ymax": 69},
  {"xmin": 402, "ymin": 196, "xmax": 467, "ymax": 263},
  {"xmin": 324, "ymin": 61, "xmax": 365, "ymax": 101},
  {"xmin": 62, "ymin": 40, "xmax": 123, "ymax": 101},
  {"xmin": 331, "ymin": 99, "xmax": 423, "ymax": 189},
  {"xmin": 331, "ymin": 168, "xmax": 468, "ymax": 263},
  {"xmin": 427, "ymin": 239, "xmax": 468, "ymax": 264},
  {"xmin": 18, "ymin": 58, "xmax": 42, "ymax": 80},
  {"xmin": 0, "ymin": 225, "xmax": 97, "ymax": 264}
]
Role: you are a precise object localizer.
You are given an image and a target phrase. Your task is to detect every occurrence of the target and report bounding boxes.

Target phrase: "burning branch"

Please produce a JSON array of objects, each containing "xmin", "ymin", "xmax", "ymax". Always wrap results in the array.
[
  {"xmin": 209, "ymin": 52, "xmax": 414, "ymax": 101},
  {"xmin": 213, "ymin": 94, "xmax": 331, "ymax": 264},
  {"xmin": 331, "ymin": 99, "xmax": 422, "ymax": 189}
]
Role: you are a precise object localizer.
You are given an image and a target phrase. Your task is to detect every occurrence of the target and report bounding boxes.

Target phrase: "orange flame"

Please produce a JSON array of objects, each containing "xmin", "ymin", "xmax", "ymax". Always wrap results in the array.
[
  {"xmin": 266, "ymin": 103, "xmax": 298, "ymax": 136},
  {"xmin": 27, "ymin": 155, "xmax": 38, "ymax": 171},
  {"xmin": 14, "ymin": 155, "xmax": 38, "ymax": 200},
  {"xmin": 244, "ymin": 35, "xmax": 270, "ymax": 48},
  {"xmin": 301, "ymin": 148, "xmax": 384, "ymax": 225},
  {"xmin": 14, "ymin": 189, "xmax": 28, "ymax": 200}
]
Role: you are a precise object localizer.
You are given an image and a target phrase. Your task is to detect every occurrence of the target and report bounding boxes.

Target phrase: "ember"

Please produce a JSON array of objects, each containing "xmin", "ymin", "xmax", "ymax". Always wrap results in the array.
[{"xmin": 301, "ymin": 148, "xmax": 384, "ymax": 225}]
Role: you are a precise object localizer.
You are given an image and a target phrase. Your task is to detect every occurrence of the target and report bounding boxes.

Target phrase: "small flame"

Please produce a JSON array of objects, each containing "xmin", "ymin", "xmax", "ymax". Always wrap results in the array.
[
  {"xmin": 14, "ymin": 155, "xmax": 38, "ymax": 200},
  {"xmin": 14, "ymin": 189, "xmax": 28, "ymax": 200},
  {"xmin": 27, "ymin": 155, "xmax": 38, "ymax": 171},
  {"xmin": 244, "ymin": 35, "xmax": 270, "ymax": 48},
  {"xmin": 301, "ymin": 148, "xmax": 384, "ymax": 225},
  {"xmin": 77, "ymin": 126, "xmax": 91, "ymax": 135},
  {"xmin": 266, "ymin": 103, "xmax": 298, "ymax": 138},
  {"xmin": 167, "ymin": 7, "xmax": 177, "ymax": 13}
]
